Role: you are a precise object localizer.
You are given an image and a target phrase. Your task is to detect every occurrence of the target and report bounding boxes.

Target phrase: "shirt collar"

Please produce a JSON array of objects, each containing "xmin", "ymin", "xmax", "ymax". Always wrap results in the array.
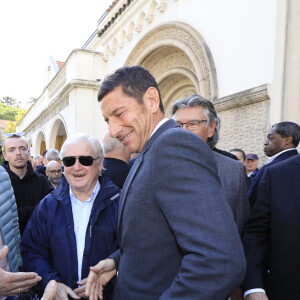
[
  {"xmin": 267, "ymin": 148, "xmax": 296, "ymax": 163},
  {"xmin": 69, "ymin": 180, "xmax": 100, "ymax": 203},
  {"xmin": 150, "ymin": 118, "xmax": 169, "ymax": 138}
]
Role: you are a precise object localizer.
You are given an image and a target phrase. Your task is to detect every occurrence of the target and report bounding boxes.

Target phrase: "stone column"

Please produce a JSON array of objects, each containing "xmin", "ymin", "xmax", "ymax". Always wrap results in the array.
[{"xmin": 270, "ymin": 0, "xmax": 300, "ymax": 124}]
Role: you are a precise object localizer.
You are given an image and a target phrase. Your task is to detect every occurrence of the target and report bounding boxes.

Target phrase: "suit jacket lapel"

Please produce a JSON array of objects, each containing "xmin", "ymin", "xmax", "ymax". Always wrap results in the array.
[
  {"xmin": 117, "ymin": 119, "xmax": 178, "ymax": 228},
  {"xmin": 118, "ymin": 154, "xmax": 143, "ymax": 226}
]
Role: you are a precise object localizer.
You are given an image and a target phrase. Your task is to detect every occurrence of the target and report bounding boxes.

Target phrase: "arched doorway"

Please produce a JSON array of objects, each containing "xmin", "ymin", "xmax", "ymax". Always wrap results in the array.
[
  {"xmin": 49, "ymin": 117, "xmax": 67, "ymax": 151},
  {"xmin": 35, "ymin": 131, "xmax": 46, "ymax": 155},
  {"xmin": 125, "ymin": 22, "xmax": 218, "ymax": 114}
]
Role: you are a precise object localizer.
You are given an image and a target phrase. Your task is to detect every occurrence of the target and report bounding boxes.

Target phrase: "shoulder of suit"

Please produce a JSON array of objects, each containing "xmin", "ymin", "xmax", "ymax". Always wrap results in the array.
[{"xmin": 213, "ymin": 151, "xmax": 242, "ymax": 168}]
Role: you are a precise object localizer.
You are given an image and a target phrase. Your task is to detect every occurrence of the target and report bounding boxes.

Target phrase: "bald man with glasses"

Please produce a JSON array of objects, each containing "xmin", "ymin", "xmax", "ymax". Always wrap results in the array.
[
  {"xmin": 45, "ymin": 161, "xmax": 63, "ymax": 189},
  {"xmin": 21, "ymin": 133, "xmax": 120, "ymax": 300}
]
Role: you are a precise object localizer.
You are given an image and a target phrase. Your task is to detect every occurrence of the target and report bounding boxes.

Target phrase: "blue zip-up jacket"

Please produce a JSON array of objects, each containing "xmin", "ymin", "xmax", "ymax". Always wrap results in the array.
[{"xmin": 20, "ymin": 175, "xmax": 120, "ymax": 296}]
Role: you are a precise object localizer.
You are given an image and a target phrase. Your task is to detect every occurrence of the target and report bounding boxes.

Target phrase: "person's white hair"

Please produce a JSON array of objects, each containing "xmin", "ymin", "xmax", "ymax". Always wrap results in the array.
[
  {"xmin": 46, "ymin": 149, "xmax": 60, "ymax": 161},
  {"xmin": 60, "ymin": 133, "xmax": 103, "ymax": 159}
]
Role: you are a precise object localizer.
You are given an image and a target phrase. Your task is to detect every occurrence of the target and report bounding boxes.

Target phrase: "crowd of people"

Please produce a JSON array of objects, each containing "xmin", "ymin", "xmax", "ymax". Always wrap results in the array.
[{"xmin": 0, "ymin": 65, "xmax": 299, "ymax": 300}]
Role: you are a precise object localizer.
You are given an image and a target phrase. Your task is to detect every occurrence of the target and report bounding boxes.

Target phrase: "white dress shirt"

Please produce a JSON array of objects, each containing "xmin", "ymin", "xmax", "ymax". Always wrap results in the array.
[
  {"xmin": 70, "ymin": 181, "xmax": 100, "ymax": 281},
  {"xmin": 267, "ymin": 148, "xmax": 296, "ymax": 163}
]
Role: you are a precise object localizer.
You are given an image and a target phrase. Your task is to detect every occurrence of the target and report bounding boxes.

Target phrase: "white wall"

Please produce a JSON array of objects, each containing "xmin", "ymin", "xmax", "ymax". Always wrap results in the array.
[{"xmin": 95, "ymin": 0, "xmax": 277, "ymax": 98}]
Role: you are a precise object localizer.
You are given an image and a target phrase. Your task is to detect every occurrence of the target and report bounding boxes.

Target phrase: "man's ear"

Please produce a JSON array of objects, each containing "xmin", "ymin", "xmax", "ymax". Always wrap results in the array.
[
  {"xmin": 144, "ymin": 87, "xmax": 160, "ymax": 113},
  {"xmin": 284, "ymin": 135, "xmax": 293, "ymax": 145},
  {"xmin": 207, "ymin": 122, "xmax": 217, "ymax": 138}
]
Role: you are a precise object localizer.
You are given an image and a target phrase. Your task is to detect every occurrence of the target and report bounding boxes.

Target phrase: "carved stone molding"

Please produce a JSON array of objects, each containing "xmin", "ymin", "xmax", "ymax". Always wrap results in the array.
[
  {"xmin": 125, "ymin": 22, "xmax": 218, "ymax": 100},
  {"xmin": 216, "ymin": 85, "xmax": 271, "ymax": 164},
  {"xmin": 214, "ymin": 85, "xmax": 270, "ymax": 112},
  {"xmin": 150, "ymin": 52, "xmax": 195, "ymax": 79}
]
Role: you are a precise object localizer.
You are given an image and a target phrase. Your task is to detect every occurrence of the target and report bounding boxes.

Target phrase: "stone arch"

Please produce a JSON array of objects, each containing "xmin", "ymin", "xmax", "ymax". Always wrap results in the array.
[
  {"xmin": 48, "ymin": 116, "xmax": 68, "ymax": 152},
  {"xmin": 35, "ymin": 131, "xmax": 46, "ymax": 155},
  {"xmin": 125, "ymin": 22, "xmax": 218, "ymax": 107}
]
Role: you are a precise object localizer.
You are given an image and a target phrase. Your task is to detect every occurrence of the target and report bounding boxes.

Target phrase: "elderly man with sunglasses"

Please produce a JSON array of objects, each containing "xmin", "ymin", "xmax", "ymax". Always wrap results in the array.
[{"xmin": 21, "ymin": 133, "xmax": 120, "ymax": 300}]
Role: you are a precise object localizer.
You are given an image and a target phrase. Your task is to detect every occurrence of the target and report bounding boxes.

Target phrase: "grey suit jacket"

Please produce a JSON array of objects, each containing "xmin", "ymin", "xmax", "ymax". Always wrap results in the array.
[
  {"xmin": 213, "ymin": 152, "xmax": 249, "ymax": 235},
  {"xmin": 111, "ymin": 119, "xmax": 246, "ymax": 300}
]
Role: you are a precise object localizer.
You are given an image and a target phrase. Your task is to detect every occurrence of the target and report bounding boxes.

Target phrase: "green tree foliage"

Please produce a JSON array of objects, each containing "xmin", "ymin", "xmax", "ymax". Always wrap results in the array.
[
  {"xmin": 5, "ymin": 109, "xmax": 28, "ymax": 133},
  {"xmin": 0, "ymin": 96, "xmax": 20, "ymax": 107},
  {"xmin": 0, "ymin": 103, "xmax": 23, "ymax": 121}
]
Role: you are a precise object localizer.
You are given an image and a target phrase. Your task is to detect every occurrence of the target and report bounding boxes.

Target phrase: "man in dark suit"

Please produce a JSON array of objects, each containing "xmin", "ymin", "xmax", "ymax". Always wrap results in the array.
[
  {"xmin": 248, "ymin": 121, "xmax": 300, "ymax": 209},
  {"xmin": 86, "ymin": 66, "xmax": 246, "ymax": 300},
  {"xmin": 170, "ymin": 94, "xmax": 249, "ymax": 236},
  {"xmin": 243, "ymin": 154, "xmax": 300, "ymax": 300},
  {"xmin": 170, "ymin": 94, "xmax": 249, "ymax": 300}
]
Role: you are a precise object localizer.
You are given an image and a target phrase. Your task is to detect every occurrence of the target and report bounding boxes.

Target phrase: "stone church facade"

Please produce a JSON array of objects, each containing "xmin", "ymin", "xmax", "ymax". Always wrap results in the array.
[{"xmin": 17, "ymin": 0, "xmax": 300, "ymax": 163}]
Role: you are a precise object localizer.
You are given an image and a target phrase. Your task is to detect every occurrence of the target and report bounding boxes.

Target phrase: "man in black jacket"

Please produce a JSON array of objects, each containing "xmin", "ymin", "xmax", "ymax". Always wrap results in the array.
[
  {"xmin": 2, "ymin": 133, "xmax": 53, "ymax": 235},
  {"xmin": 247, "ymin": 121, "xmax": 300, "ymax": 209}
]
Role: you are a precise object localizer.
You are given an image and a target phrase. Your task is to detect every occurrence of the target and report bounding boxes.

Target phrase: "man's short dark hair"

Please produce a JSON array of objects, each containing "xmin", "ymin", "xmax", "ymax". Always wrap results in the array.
[
  {"xmin": 272, "ymin": 121, "xmax": 300, "ymax": 147},
  {"xmin": 98, "ymin": 65, "xmax": 165, "ymax": 113}
]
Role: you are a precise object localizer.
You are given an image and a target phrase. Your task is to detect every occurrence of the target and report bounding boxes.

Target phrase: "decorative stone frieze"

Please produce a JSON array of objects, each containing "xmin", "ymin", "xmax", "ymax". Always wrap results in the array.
[
  {"xmin": 48, "ymin": 68, "xmax": 67, "ymax": 99},
  {"xmin": 216, "ymin": 85, "xmax": 271, "ymax": 164}
]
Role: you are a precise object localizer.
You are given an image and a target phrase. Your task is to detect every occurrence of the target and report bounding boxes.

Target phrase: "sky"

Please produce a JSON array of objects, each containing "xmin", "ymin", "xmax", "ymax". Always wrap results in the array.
[{"xmin": 0, "ymin": 0, "xmax": 112, "ymax": 107}]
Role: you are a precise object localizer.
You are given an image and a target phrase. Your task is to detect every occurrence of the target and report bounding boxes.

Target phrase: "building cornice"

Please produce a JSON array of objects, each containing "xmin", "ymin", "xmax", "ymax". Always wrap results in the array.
[
  {"xmin": 214, "ymin": 84, "xmax": 270, "ymax": 112},
  {"xmin": 21, "ymin": 79, "xmax": 100, "ymax": 134}
]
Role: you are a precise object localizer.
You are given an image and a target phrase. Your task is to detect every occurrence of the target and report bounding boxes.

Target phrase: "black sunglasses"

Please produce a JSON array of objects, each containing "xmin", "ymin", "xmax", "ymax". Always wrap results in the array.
[{"xmin": 62, "ymin": 156, "xmax": 100, "ymax": 167}]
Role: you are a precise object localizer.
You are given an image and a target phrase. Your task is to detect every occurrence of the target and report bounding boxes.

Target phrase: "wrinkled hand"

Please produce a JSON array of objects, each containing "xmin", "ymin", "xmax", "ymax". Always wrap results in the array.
[
  {"xmin": 246, "ymin": 292, "xmax": 269, "ymax": 300},
  {"xmin": 41, "ymin": 280, "xmax": 57, "ymax": 300},
  {"xmin": 55, "ymin": 282, "xmax": 80, "ymax": 300},
  {"xmin": 0, "ymin": 246, "xmax": 42, "ymax": 297},
  {"xmin": 86, "ymin": 259, "xmax": 116, "ymax": 300}
]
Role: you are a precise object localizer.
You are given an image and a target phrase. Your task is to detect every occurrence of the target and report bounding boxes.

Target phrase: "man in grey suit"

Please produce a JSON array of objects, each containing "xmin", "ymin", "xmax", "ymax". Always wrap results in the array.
[
  {"xmin": 86, "ymin": 66, "xmax": 246, "ymax": 300},
  {"xmin": 170, "ymin": 94, "xmax": 249, "ymax": 236}
]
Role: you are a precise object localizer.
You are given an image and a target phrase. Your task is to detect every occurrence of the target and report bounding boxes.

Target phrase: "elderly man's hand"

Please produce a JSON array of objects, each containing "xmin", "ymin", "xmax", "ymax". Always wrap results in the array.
[
  {"xmin": 0, "ymin": 246, "xmax": 42, "ymax": 297},
  {"xmin": 85, "ymin": 258, "xmax": 116, "ymax": 300},
  {"xmin": 41, "ymin": 280, "xmax": 57, "ymax": 300}
]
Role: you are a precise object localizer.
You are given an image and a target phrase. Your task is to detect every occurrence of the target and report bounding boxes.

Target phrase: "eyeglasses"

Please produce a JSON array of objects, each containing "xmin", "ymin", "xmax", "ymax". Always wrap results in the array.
[
  {"xmin": 48, "ymin": 169, "xmax": 62, "ymax": 174},
  {"xmin": 62, "ymin": 156, "xmax": 100, "ymax": 167},
  {"xmin": 176, "ymin": 120, "xmax": 207, "ymax": 131},
  {"xmin": 4, "ymin": 132, "xmax": 25, "ymax": 138}
]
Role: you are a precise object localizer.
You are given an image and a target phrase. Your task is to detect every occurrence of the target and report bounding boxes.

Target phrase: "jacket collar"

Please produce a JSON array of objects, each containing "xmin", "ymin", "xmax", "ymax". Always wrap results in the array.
[
  {"xmin": 2, "ymin": 160, "xmax": 35, "ymax": 180},
  {"xmin": 117, "ymin": 119, "xmax": 178, "ymax": 227},
  {"xmin": 140, "ymin": 119, "xmax": 179, "ymax": 155}
]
